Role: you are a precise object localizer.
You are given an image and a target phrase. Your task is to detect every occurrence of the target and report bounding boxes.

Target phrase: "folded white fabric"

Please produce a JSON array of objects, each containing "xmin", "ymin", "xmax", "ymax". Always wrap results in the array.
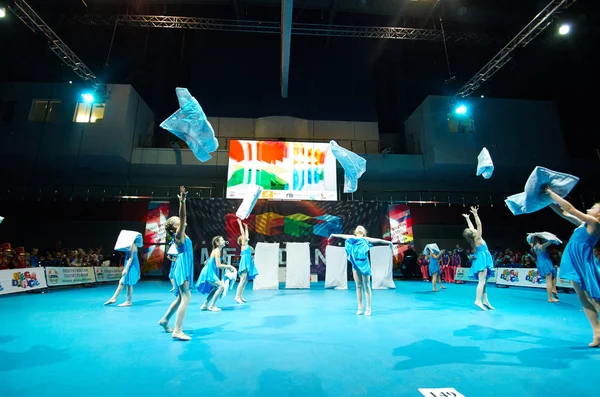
[
  {"xmin": 114, "ymin": 230, "xmax": 143, "ymax": 252},
  {"xmin": 526, "ymin": 232, "xmax": 562, "ymax": 245},
  {"xmin": 221, "ymin": 268, "xmax": 238, "ymax": 297},
  {"xmin": 424, "ymin": 243, "xmax": 440, "ymax": 255},
  {"xmin": 476, "ymin": 147, "xmax": 494, "ymax": 179},
  {"xmin": 236, "ymin": 184, "xmax": 263, "ymax": 220},
  {"xmin": 505, "ymin": 166, "xmax": 579, "ymax": 215}
]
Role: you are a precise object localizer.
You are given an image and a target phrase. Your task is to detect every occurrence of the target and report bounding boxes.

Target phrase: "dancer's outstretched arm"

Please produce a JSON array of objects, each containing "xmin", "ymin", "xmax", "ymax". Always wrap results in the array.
[
  {"xmin": 470, "ymin": 206, "xmax": 483, "ymax": 238},
  {"xmin": 329, "ymin": 234, "xmax": 355, "ymax": 240},
  {"xmin": 546, "ymin": 188, "xmax": 598, "ymax": 228},
  {"xmin": 462, "ymin": 213, "xmax": 475, "ymax": 230},
  {"xmin": 175, "ymin": 186, "xmax": 188, "ymax": 242},
  {"xmin": 548, "ymin": 203, "xmax": 583, "ymax": 226}
]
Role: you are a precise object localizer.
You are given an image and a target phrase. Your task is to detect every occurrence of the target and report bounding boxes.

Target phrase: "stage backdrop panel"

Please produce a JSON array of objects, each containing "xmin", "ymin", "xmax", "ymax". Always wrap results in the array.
[
  {"xmin": 177, "ymin": 198, "xmax": 389, "ymax": 281},
  {"xmin": 324, "ymin": 245, "xmax": 348, "ymax": 289},
  {"xmin": 285, "ymin": 242, "xmax": 311, "ymax": 289},
  {"xmin": 253, "ymin": 242, "xmax": 280, "ymax": 290},
  {"xmin": 370, "ymin": 246, "xmax": 396, "ymax": 289}
]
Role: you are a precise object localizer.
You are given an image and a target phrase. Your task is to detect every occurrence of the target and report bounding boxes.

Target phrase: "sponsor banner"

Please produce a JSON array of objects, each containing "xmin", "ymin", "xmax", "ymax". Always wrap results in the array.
[
  {"xmin": 94, "ymin": 266, "xmax": 123, "ymax": 283},
  {"xmin": 0, "ymin": 267, "xmax": 47, "ymax": 295},
  {"xmin": 45, "ymin": 267, "xmax": 95, "ymax": 286},
  {"xmin": 495, "ymin": 267, "xmax": 573, "ymax": 289},
  {"xmin": 454, "ymin": 267, "xmax": 496, "ymax": 283}
]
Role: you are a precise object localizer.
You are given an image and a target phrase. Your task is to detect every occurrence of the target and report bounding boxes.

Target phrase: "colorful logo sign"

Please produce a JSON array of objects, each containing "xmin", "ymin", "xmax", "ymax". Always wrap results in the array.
[{"xmin": 12, "ymin": 271, "xmax": 40, "ymax": 289}]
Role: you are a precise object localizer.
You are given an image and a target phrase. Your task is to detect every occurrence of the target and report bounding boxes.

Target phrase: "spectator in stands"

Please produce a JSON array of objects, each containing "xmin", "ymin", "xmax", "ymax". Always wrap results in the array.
[{"xmin": 29, "ymin": 247, "xmax": 40, "ymax": 267}]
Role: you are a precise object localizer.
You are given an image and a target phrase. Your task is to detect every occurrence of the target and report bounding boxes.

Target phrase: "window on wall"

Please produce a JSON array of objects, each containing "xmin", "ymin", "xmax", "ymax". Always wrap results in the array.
[
  {"xmin": 73, "ymin": 102, "xmax": 106, "ymax": 123},
  {"xmin": 28, "ymin": 100, "xmax": 61, "ymax": 122}
]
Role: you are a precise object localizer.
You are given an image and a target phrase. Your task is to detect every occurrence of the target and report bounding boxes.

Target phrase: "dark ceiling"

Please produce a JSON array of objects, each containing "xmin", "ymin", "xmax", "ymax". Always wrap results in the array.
[{"xmin": 0, "ymin": 0, "xmax": 597, "ymax": 158}]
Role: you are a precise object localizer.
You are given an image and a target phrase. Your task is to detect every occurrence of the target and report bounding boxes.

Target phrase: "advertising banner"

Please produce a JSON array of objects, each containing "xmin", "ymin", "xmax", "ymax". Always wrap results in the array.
[
  {"xmin": 94, "ymin": 266, "xmax": 123, "ymax": 283},
  {"xmin": 45, "ymin": 267, "xmax": 95, "ymax": 287},
  {"xmin": 495, "ymin": 267, "xmax": 573, "ymax": 289},
  {"xmin": 0, "ymin": 267, "xmax": 47, "ymax": 295},
  {"xmin": 454, "ymin": 267, "xmax": 497, "ymax": 283}
]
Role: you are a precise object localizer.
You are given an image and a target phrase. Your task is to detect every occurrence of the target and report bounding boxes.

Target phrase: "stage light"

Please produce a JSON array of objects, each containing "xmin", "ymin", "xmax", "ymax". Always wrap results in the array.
[
  {"xmin": 81, "ymin": 92, "xmax": 95, "ymax": 103},
  {"xmin": 0, "ymin": 7, "xmax": 6, "ymax": 18},
  {"xmin": 455, "ymin": 104, "xmax": 468, "ymax": 115},
  {"xmin": 558, "ymin": 24, "xmax": 570, "ymax": 35}
]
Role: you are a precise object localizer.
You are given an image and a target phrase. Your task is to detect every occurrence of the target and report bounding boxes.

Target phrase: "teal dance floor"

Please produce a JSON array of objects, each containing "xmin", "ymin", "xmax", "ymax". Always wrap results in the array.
[{"xmin": 1, "ymin": 280, "xmax": 598, "ymax": 397}]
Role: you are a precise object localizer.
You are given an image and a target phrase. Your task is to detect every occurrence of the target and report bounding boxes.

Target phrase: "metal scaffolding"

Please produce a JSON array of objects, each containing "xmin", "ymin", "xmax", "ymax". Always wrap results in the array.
[
  {"xmin": 69, "ymin": 14, "xmax": 505, "ymax": 44},
  {"xmin": 9, "ymin": 0, "xmax": 102, "ymax": 90},
  {"xmin": 455, "ymin": 0, "xmax": 577, "ymax": 98}
]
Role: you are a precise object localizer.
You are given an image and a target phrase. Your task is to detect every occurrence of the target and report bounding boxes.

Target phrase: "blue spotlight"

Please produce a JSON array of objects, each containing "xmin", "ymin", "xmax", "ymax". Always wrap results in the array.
[
  {"xmin": 81, "ymin": 93, "xmax": 95, "ymax": 103},
  {"xmin": 454, "ymin": 104, "xmax": 468, "ymax": 115}
]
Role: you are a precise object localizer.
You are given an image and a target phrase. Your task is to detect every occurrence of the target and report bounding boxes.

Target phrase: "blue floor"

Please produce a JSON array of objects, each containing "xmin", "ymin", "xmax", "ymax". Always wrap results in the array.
[{"xmin": 1, "ymin": 280, "xmax": 599, "ymax": 397}]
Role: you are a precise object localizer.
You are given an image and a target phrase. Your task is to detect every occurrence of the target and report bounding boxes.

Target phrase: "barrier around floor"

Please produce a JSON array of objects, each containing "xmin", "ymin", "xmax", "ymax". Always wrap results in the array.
[
  {"xmin": 454, "ymin": 267, "xmax": 497, "ymax": 283},
  {"xmin": 45, "ymin": 266, "xmax": 96, "ymax": 287},
  {"xmin": 0, "ymin": 266, "xmax": 123, "ymax": 296},
  {"xmin": 495, "ymin": 267, "xmax": 573, "ymax": 289},
  {"xmin": 0, "ymin": 267, "xmax": 47, "ymax": 295},
  {"xmin": 93, "ymin": 266, "xmax": 123, "ymax": 283}
]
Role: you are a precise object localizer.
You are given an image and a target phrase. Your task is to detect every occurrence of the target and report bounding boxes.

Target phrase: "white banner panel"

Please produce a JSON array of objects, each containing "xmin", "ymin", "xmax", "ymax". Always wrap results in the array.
[
  {"xmin": 454, "ymin": 267, "xmax": 497, "ymax": 283},
  {"xmin": 94, "ymin": 266, "xmax": 123, "ymax": 283},
  {"xmin": 495, "ymin": 267, "xmax": 573, "ymax": 289},
  {"xmin": 370, "ymin": 246, "xmax": 396, "ymax": 290},
  {"xmin": 285, "ymin": 242, "xmax": 311, "ymax": 289},
  {"xmin": 324, "ymin": 246, "xmax": 348, "ymax": 289},
  {"xmin": 253, "ymin": 242, "xmax": 280, "ymax": 290},
  {"xmin": 46, "ymin": 267, "xmax": 95, "ymax": 287},
  {"xmin": 0, "ymin": 267, "xmax": 47, "ymax": 295}
]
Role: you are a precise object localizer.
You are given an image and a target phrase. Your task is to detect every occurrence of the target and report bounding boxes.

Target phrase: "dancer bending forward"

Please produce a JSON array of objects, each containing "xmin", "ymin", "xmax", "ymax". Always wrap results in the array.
[
  {"xmin": 462, "ymin": 206, "xmax": 495, "ymax": 311},
  {"xmin": 104, "ymin": 241, "xmax": 140, "ymax": 307},
  {"xmin": 547, "ymin": 188, "xmax": 600, "ymax": 347},
  {"xmin": 330, "ymin": 226, "xmax": 393, "ymax": 316},
  {"xmin": 530, "ymin": 236, "xmax": 560, "ymax": 302},
  {"xmin": 158, "ymin": 186, "xmax": 194, "ymax": 341},
  {"xmin": 196, "ymin": 236, "xmax": 236, "ymax": 312},
  {"xmin": 235, "ymin": 218, "xmax": 258, "ymax": 304}
]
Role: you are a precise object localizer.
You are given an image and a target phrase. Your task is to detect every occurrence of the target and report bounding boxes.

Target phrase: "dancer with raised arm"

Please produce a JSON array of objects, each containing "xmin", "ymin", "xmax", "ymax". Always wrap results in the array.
[
  {"xmin": 462, "ymin": 206, "xmax": 495, "ymax": 311},
  {"xmin": 235, "ymin": 218, "xmax": 258, "ymax": 304},
  {"xmin": 197, "ymin": 235, "xmax": 237, "ymax": 312},
  {"xmin": 104, "ymin": 242, "xmax": 140, "ymax": 307},
  {"xmin": 530, "ymin": 235, "xmax": 560, "ymax": 302},
  {"xmin": 158, "ymin": 186, "xmax": 194, "ymax": 341},
  {"xmin": 330, "ymin": 226, "xmax": 393, "ymax": 316},
  {"xmin": 546, "ymin": 189, "xmax": 600, "ymax": 347}
]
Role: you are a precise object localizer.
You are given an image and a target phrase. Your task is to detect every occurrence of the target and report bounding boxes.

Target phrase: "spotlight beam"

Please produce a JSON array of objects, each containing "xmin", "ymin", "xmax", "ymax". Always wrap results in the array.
[
  {"xmin": 280, "ymin": 0, "xmax": 293, "ymax": 98},
  {"xmin": 454, "ymin": 0, "xmax": 577, "ymax": 99},
  {"xmin": 8, "ymin": 0, "xmax": 102, "ymax": 90}
]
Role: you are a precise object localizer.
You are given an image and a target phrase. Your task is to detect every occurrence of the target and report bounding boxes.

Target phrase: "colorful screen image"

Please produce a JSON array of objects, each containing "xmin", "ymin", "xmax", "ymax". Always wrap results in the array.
[
  {"xmin": 389, "ymin": 204, "xmax": 414, "ymax": 245},
  {"xmin": 144, "ymin": 201, "xmax": 169, "ymax": 244},
  {"xmin": 226, "ymin": 140, "xmax": 338, "ymax": 201},
  {"xmin": 141, "ymin": 244, "xmax": 165, "ymax": 276}
]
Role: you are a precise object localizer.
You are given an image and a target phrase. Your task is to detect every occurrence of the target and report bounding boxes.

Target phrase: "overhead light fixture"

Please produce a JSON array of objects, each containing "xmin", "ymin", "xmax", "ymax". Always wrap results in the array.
[
  {"xmin": 0, "ymin": 7, "xmax": 7, "ymax": 18},
  {"xmin": 81, "ymin": 92, "xmax": 95, "ymax": 103},
  {"xmin": 558, "ymin": 24, "xmax": 570, "ymax": 35}
]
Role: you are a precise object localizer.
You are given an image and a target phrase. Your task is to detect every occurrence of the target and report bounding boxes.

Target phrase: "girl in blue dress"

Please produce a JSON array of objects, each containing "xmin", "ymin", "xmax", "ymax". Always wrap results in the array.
[
  {"xmin": 546, "ymin": 188, "xmax": 600, "ymax": 347},
  {"xmin": 197, "ymin": 235, "xmax": 237, "ymax": 312},
  {"xmin": 235, "ymin": 218, "xmax": 258, "ymax": 304},
  {"xmin": 529, "ymin": 236, "xmax": 560, "ymax": 303},
  {"xmin": 330, "ymin": 226, "xmax": 393, "ymax": 316},
  {"xmin": 158, "ymin": 186, "xmax": 194, "ymax": 341},
  {"xmin": 104, "ymin": 242, "xmax": 140, "ymax": 307},
  {"xmin": 426, "ymin": 249, "xmax": 445, "ymax": 292},
  {"xmin": 462, "ymin": 206, "xmax": 495, "ymax": 311}
]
